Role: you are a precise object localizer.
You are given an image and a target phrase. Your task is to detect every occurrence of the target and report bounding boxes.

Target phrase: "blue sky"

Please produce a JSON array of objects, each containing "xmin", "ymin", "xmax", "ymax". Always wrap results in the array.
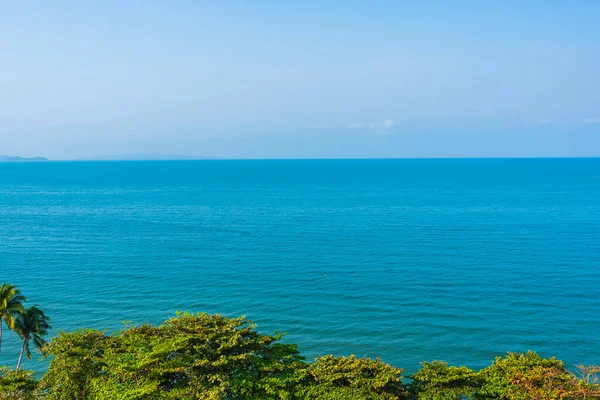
[{"xmin": 1, "ymin": 1, "xmax": 599, "ymax": 159}]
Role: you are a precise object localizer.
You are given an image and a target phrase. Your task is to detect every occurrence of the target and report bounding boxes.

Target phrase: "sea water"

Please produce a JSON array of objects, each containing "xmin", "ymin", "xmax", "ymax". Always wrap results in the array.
[{"xmin": 1, "ymin": 159, "xmax": 599, "ymax": 373}]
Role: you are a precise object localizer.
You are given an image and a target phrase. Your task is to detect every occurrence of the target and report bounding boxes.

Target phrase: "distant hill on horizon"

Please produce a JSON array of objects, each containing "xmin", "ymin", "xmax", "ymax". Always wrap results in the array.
[
  {"xmin": 79, "ymin": 153, "xmax": 221, "ymax": 161},
  {"xmin": 0, "ymin": 155, "xmax": 48, "ymax": 162}
]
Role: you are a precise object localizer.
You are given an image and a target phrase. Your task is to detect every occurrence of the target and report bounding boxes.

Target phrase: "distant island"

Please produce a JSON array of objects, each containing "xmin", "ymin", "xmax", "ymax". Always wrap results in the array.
[
  {"xmin": 0, "ymin": 154, "xmax": 221, "ymax": 162},
  {"xmin": 80, "ymin": 153, "xmax": 220, "ymax": 161},
  {"xmin": 0, "ymin": 155, "xmax": 48, "ymax": 162}
]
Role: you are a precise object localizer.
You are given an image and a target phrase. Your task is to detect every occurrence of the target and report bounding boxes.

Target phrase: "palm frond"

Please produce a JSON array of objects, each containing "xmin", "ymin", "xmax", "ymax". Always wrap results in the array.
[
  {"xmin": 14, "ymin": 305, "xmax": 52, "ymax": 352},
  {"xmin": 0, "ymin": 284, "xmax": 27, "ymax": 318},
  {"xmin": 32, "ymin": 335, "xmax": 47, "ymax": 350}
]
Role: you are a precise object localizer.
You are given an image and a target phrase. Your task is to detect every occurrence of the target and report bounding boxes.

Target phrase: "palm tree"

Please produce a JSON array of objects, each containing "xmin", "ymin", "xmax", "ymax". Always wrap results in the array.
[
  {"xmin": 0, "ymin": 283, "xmax": 27, "ymax": 353},
  {"xmin": 14, "ymin": 305, "xmax": 51, "ymax": 370}
]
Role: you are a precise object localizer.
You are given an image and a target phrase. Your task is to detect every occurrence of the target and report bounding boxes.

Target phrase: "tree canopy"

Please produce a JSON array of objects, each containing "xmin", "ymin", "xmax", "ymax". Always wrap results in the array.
[{"xmin": 0, "ymin": 311, "xmax": 598, "ymax": 399}]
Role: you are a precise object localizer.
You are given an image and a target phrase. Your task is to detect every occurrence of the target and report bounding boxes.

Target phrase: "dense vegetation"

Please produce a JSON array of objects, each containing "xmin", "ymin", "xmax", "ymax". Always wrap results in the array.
[{"xmin": 1, "ymin": 284, "xmax": 598, "ymax": 399}]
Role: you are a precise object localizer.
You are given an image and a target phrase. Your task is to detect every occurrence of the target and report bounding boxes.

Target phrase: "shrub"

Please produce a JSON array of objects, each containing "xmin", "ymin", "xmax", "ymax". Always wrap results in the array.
[
  {"xmin": 475, "ymin": 351, "xmax": 593, "ymax": 400},
  {"xmin": 0, "ymin": 367, "xmax": 39, "ymax": 400},
  {"xmin": 410, "ymin": 361, "xmax": 480, "ymax": 399},
  {"xmin": 300, "ymin": 355, "xmax": 407, "ymax": 399}
]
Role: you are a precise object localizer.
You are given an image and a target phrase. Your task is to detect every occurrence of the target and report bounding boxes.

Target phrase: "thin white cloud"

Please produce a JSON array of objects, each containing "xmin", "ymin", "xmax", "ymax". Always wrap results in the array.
[
  {"xmin": 583, "ymin": 118, "xmax": 600, "ymax": 125},
  {"xmin": 347, "ymin": 119, "xmax": 396, "ymax": 134},
  {"xmin": 524, "ymin": 117, "xmax": 600, "ymax": 125},
  {"xmin": 523, "ymin": 118, "xmax": 554, "ymax": 125}
]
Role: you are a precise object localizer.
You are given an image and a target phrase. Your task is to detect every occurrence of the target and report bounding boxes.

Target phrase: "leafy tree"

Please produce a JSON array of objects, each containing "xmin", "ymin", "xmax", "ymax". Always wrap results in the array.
[
  {"xmin": 28, "ymin": 313, "xmax": 600, "ymax": 399},
  {"xmin": 42, "ymin": 312, "xmax": 306, "ymax": 399},
  {"xmin": 0, "ymin": 283, "xmax": 26, "ymax": 353},
  {"xmin": 0, "ymin": 366, "xmax": 39, "ymax": 400},
  {"xmin": 570, "ymin": 365, "xmax": 600, "ymax": 399},
  {"xmin": 409, "ymin": 360, "xmax": 480, "ymax": 400},
  {"xmin": 13, "ymin": 306, "xmax": 51, "ymax": 370},
  {"xmin": 39, "ymin": 329, "xmax": 109, "ymax": 400},
  {"xmin": 475, "ymin": 351, "xmax": 577, "ymax": 400},
  {"xmin": 300, "ymin": 384, "xmax": 398, "ymax": 399},
  {"xmin": 300, "ymin": 355, "xmax": 407, "ymax": 400}
]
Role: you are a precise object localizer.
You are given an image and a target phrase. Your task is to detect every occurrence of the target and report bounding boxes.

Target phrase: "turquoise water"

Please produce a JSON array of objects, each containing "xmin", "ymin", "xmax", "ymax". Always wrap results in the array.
[{"xmin": 1, "ymin": 159, "xmax": 599, "ymax": 373}]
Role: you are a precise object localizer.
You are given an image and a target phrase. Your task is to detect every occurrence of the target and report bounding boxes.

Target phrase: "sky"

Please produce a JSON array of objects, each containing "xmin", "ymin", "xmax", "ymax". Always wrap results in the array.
[{"xmin": 1, "ymin": 1, "xmax": 599, "ymax": 159}]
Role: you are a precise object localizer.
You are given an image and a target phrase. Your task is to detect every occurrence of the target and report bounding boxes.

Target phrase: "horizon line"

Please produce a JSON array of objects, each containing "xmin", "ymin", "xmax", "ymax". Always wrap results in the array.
[{"xmin": 6, "ymin": 155, "xmax": 600, "ymax": 162}]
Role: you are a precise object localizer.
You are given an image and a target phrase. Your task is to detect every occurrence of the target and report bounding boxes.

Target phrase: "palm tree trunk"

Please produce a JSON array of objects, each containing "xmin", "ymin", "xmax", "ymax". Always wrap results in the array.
[
  {"xmin": 16, "ymin": 337, "xmax": 27, "ymax": 370},
  {"xmin": 0, "ymin": 321, "xmax": 3, "ymax": 353}
]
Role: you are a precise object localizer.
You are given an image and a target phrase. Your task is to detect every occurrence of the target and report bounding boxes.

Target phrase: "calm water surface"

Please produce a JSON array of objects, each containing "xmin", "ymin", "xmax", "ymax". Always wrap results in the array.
[{"xmin": 1, "ymin": 159, "xmax": 599, "ymax": 373}]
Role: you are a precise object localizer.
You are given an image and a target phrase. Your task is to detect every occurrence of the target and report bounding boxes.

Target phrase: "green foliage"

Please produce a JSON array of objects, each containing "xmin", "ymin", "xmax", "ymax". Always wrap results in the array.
[
  {"xmin": 0, "ymin": 283, "xmax": 27, "ymax": 353},
  {"xmin": 301, "ymin": 354, "xmax": 407, "ymax": 399},
  {"xmin": 0, "ymin": 366, "xmax": 39, "ymax": 400},
  {"xmin": 410, "ymin": 361, "xmax": 480, "ymax": 400},
  {"xmin": 409, "ymin": 355, "xmax": 600, "ymax": 400},
  {"xmin": 42, "ymin": 312, "xmax": 306, "ymax": 399},
  {"xmin": 39, "ymin": 329, "xmax": 109, "ymax": 400},
  {"xmin": 475, "ymin": 351, "xmax": 578, "ymax": 400},
  {"xmin": 13, "ymin": 306, "xmax": 51, "ymax": 370},
  {"xmin": 0, "ymin": 309, "xmax": 597, "ymax": 399},
  {"xmin": 571, "ymin": 365, "xmax": 600, "ymax": 399},
  {"xmin": 300, "ymin": 384, "xmax": 396, "ymax": 399}
]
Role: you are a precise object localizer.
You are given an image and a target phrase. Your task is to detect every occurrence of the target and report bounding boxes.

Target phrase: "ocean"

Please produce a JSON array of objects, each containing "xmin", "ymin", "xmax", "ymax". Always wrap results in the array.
[{"xmin": 1, "ymin": 158, "xmax": 599, "ymax": 373}]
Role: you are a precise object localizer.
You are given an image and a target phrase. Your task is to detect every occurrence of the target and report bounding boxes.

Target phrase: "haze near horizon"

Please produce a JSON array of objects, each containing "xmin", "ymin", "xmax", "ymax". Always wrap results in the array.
[{"xmin": 1, "ymin": 1, "xmax": 599, "ymax": 159}]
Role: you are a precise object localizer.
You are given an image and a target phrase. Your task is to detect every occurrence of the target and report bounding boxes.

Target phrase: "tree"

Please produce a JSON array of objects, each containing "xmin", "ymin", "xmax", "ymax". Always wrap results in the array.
[
  {"xmin": 31, "ymin": 313, "xmax": 600, "ymax": 399},
  {"xmin": 42, "ymin": 312, "xmax": 306, "ymax": 399},
  {"xmin": 38, "ymin": 329, "xmax": 109, "ymax": 400},
  {"xmin": 300, "ymin": 354, "xmax": 407, "ymax": 400},
  {"xmin": 0, "ymin": 366, "xmax": 39, "ymax": 400},
  {"xmin": 409, "ymin": 361, "xmax": 480, "ymax": 400},
  {"xmin": 570, "ymin": 365, "xmax": 600, "ymax": 399},
  {"xmin": 13, "ymin": 305, "xmax": 51, "ymax": 370},
  {"xmin": 0, "ymin": 283, "xmax": 26, "ymax": 353},
  {"xmin": 475, "ymin": 351, "xmax": 575, "ymax": 400}
]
